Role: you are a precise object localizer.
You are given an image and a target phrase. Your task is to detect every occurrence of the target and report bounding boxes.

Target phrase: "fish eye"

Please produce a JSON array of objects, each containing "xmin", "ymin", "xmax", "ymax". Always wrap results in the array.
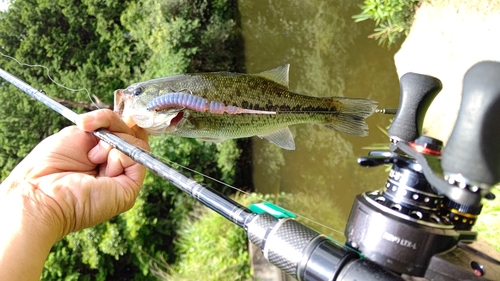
[{"xmin": 133, "ymin": 86, "xmax": 144, "ymax": 96}]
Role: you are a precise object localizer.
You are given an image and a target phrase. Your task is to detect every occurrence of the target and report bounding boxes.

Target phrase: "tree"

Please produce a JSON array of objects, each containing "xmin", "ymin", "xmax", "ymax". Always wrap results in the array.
[
  {"xmin": 0, "ymin": 0, "xmax": 148, "ymax": 178},
  {"xmin": 0, "ymin": 0, "xmax": 246, "ymax": 279}
]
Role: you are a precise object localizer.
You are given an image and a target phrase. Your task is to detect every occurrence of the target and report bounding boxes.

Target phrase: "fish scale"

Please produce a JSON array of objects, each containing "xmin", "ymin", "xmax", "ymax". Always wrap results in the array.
[
  {"xmin": 114, "ymin": 64, "xmax": 377, "ymax": 150},
  {"xmin": 175, "ymin": 110, "xmax": 344, "ymax": 139}
]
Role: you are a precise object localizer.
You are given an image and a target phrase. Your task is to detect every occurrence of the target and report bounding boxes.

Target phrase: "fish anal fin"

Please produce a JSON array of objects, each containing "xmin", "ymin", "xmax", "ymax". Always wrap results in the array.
[
  {"xmin": 254, "ymin": 64, "xmax": 290, "ymax": 88},
  {"xmin": 257, "ymin": 127, "xmax": 295, "ymax": 150},
  {"xmin": 197, "ymin": 137, "xmax": 225, "ymax": 143}
]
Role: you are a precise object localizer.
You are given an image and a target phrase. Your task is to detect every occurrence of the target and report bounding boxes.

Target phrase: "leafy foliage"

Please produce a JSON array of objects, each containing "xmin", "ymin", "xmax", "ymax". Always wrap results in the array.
[
  {"xmin": 0, "ymin": 0, "xmax": 148, "ymax": 178},
  {"xmin": 0, "ymin": 0, "xmax": 246, "ymax": 279},
  {"xmin": 153, "ymin": 193, "xmax": 282, "ymax": 280},
  {"xmin": 161, "ymin": 201, "xmax": 251, "ymax": 280},
  {"xmin": 352, "ymin": 0, "xmax": 422, "ymax": 47},
  {"xmin": 121, "ymin": 0, "xmax": 244, "ymax": 79},
  {"xmin": 476, "ymin": 187, "xmax": 500, "ymax": 251}
]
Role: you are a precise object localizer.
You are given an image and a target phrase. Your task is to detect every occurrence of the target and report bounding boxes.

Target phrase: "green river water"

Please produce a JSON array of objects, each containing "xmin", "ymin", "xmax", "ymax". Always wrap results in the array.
[{"xmin": 238, "ymin": 0, "xmax": 401, "ymax": 241}]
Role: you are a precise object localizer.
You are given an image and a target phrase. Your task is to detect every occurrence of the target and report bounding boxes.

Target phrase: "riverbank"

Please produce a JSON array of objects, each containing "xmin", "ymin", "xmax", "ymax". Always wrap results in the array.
[{"xmin": 394, "ymin": 0, "xmax": 500, "ymax": 142}]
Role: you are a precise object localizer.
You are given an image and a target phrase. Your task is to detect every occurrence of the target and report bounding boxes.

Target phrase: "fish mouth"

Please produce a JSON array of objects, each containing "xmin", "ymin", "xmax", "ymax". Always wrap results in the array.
[
  {"xmin": 160, "ymin": 110, "xmax": 185, "ymax": 133},
  {"xmin": 169, "ymin": 111, "xmax": 184, "ymax": 127},
  {"xmin": 113, "ymin": 89, "xmax": 125, "ymax": 115}
]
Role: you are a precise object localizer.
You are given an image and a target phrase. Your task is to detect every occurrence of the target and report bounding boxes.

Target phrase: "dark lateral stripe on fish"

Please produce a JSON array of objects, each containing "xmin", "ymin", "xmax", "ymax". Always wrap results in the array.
[{"xmin": 147, "ymin": 92, "xmax": 276, "ymax": 115}]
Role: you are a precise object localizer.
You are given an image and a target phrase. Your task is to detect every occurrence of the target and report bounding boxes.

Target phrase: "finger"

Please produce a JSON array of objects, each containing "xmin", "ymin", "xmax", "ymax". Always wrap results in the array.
[
  {"xmin": 89, "ymin": 132, "xmax": 149, "ymax": 177},
  {"xmin": 105, "ymin": 149, "xmax": 131, "ymax": 178},
  {"xmin": 48, "ymin": 126, "xmax": 97, "ymax": 153},
  {"xmin": 12, "ymin": 127, "xmax": 97, "ymax": 179},
  {"xmin": 130, "ymin": 124, "xmax": 149, "ymax": 147},
  {"xmin": 88, "ymin": 132, "xmax": 150, "ymax": 165},
  {"xmin": 101, "ymin": 146, "xmax": 146, "ymax": 200},
  {"xmin": 106, "ymin": 133, "xmax": 150, "ymax": 175},
  {"xmin": 87, "ymin": 140, "xmax": 113, "ymax": 165},
  {"xmin": 77, "ymin": 109, "xmax": 134, "ymax": 136},
  {"xmin": 122, "ymin": 115, "xmax": 137, "ymax": 128},
  {"xmin": 117, "ymin": 132, "xmax": 150, "ymax": 152}
]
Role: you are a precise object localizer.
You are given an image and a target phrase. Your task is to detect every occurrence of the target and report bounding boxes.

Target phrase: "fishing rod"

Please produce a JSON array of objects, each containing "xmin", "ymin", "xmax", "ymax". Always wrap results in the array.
[
  {"xmin": 0, "ymin": 67, "xmax": 402, "ymax": 280},
  {"xmin": 0, "ymin": 67, "xmax": 256, "ymax": 229},
  {"xmin": 1, "ymin": 61, "xmax": 500, "ymax": 280}
]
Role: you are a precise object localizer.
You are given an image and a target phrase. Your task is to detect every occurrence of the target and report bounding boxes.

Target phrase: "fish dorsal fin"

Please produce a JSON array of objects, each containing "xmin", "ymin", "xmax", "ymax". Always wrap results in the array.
[
  {"xmin": 257, "ymin": 127, "xmax": 295, "ymax": 150},
  {"xmin": 255, "ymin": 64, "xmax": 290, "ymax": 88}
]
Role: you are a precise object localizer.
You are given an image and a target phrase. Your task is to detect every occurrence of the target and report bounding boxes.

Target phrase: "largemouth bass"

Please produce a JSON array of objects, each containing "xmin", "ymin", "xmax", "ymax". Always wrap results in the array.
[{"xmin": 114, "ymin": 64, "xmax": 377, "ymax": 150}]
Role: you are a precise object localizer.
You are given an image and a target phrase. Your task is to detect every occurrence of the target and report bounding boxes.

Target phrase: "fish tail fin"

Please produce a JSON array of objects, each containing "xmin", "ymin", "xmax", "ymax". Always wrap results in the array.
[{"xmin": 323, "ymin": 98, "xmax": 378, "ymax": 137}]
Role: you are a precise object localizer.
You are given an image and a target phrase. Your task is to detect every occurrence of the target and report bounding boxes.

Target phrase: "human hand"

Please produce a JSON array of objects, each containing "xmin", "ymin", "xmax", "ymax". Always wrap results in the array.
[
  {"xmin": 2, "ymin": 109, "xmax": 149, "ymax": 241},
  {"xmin": 0, "ymin": 109, "xmax": 149, "ymax": 280}
]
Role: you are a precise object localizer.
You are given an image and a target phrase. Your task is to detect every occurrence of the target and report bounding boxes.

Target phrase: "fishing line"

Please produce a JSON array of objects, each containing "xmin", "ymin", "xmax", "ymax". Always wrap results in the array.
[
  {"xmin": 0, "ymin": 51, "xmax": 100, "ymax": 109},
  {"xmin": 155, "ymin": 149, "xmax": 345, "ymax": 236},
  {"xmin": 0, "ymin": 54, "xmax": 346, "ymax": 236},
  {"xmin": 159, "ymin": 156, "xmax": 254, "ymax": 195}
]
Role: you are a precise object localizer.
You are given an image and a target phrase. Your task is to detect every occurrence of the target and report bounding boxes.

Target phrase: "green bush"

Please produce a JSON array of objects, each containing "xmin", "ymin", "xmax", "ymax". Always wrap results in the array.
[
  {"xmin": 0, "ymin": 0, "xmax": 247, "ymax": 279},
  {"xmin": 121, "ymin": 0, "xmax": 244, "ymax": 79},
  {"xmin": 162, "ymin": 202, "xmax": 251, "ymax": 280},
  {"xmin": 476, "ymin": 187, "xmax": 500, "ymax": 251},
  {"xmin": 353, "ymin": 0, "xmax": 422, "ymax": 47},
  {"xmin": 151, "ymin": 193, "xmax": 290, "ymax": 280}
]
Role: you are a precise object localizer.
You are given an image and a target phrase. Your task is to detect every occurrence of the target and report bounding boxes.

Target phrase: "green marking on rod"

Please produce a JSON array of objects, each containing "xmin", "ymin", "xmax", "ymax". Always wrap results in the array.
[{"xmin": 249, "ymin": 202, "xmax": 296, "ymax": 219}]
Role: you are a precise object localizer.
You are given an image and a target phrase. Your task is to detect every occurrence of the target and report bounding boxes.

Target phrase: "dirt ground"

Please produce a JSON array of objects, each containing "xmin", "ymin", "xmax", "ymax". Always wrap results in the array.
[{"xmin": 394, "ymin": 0, "xmax": 500, "ymax": 143}]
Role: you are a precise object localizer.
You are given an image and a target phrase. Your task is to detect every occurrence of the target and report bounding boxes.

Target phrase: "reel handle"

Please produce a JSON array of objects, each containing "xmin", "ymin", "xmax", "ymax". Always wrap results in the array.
[
  {"xmin": 388, "ymin": 73, "xmax": 442, "ymax": 142},
  {"xmin": 442, "ymin": 61, "xmax": 500, "ymax": 187}
]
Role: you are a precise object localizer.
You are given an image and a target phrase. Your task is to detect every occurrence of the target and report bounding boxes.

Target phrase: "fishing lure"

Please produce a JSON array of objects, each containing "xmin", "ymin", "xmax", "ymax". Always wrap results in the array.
[
  {"xmin": 114, "ymin": 64, "xmax": 378, "ymax": 150},
  {"xmin": 146, "ymin": 91, "xmax": 276, "ymax": 115}
]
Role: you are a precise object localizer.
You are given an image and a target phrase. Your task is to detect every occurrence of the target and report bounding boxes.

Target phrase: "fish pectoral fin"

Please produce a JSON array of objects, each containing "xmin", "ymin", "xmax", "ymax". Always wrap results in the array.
[
  {"xmin": 254, "ymin": 64, "xmax": 290, "ymax": 88},
  {"xmin": 258, "ymin": 127, "xmax": 295, "ymax": 150}
]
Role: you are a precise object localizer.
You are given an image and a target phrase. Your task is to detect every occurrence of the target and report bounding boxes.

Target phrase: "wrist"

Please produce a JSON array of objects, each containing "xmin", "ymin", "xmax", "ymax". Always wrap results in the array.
[{"xmin": 0, "ymin": 180, "xmax": 60, "ymax": 280}]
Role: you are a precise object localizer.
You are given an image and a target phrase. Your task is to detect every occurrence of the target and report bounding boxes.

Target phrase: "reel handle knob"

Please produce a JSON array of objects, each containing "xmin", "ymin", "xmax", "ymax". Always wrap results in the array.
[
  {"xmin": 388, "ymin": 73, "xmax": 442, "ymax": 142},
  {"xmin": 442, "ymin": 61, "xmax": 500, "ymax": 187}
]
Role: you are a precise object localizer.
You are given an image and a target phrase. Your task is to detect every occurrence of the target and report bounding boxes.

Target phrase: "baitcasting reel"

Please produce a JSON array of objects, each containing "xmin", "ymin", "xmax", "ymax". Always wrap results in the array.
[{"xmin": 346, "ymin": 61, "xmax": 500, "ymax": 280}]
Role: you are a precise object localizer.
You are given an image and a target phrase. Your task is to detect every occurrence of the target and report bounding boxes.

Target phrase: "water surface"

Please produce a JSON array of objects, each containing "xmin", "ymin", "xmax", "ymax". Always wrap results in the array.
[{"xmin": 238, "ymin": 0, "xmax": 401, "ymax": 241}]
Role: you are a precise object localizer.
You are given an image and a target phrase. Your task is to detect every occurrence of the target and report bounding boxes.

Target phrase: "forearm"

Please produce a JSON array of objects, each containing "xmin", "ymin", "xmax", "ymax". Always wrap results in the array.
[
  {"xmin": 0, "ymin": 180, "xmax": 57, "ymax": 281},
  {"xmin": 0, "ymin": 225, "xmax": 53, "ymax": 280}
]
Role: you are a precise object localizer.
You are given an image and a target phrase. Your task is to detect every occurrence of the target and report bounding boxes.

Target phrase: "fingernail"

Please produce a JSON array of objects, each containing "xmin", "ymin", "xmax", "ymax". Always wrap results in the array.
[{"xmin": 77, "ymin": 111, "xmax": 97, "ymax": 131}]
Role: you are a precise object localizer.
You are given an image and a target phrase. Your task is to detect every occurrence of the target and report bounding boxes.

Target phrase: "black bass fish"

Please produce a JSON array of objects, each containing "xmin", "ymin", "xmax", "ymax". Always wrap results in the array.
[{"xmin": 114, "ymin": 64, "xmax": 377, "ymax": 150}]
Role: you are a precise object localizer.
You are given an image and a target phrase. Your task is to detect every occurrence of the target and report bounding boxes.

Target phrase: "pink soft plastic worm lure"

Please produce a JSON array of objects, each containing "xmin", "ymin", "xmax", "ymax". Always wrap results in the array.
[{"xmin": 146, "ymin": 92, "xmax": 276, "ymax": 115}]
